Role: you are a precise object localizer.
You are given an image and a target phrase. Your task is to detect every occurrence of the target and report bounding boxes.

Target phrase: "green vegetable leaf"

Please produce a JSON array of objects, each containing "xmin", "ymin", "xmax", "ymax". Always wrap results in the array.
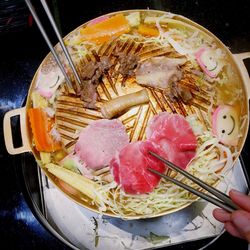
[
  {"xmin": 95, "ymin": 235, "xmax": 100, "ymax": 247},
  {"xmin": 143, "ymin": 232, "xmax": 170, "ymax": 245}
]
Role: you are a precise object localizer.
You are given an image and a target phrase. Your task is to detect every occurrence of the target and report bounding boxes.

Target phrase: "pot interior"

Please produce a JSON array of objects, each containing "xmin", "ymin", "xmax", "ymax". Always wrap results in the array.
[{"xmin": 26, "ymin": 9, "xmax": 249, "ymax": 219}]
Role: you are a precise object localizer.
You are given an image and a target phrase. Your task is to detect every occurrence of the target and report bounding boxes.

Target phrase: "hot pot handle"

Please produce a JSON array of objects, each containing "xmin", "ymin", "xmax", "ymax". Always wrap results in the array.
[
  {"xmin": 233, "ymin": 52, "xmax": 250, "ymax": 99},
  {"xmin": 3, "ymin": 107, "xmax": 31, "ymax": 155}
]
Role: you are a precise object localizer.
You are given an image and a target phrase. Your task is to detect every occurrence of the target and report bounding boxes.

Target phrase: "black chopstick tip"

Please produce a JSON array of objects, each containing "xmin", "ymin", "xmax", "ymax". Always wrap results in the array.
[
  {"xmin": 148, "ymin": 150, "xmax": 155, "ymax": 156},
  {"xmin": 147, "ymin": 167, "xmax": 158, "ymax": 174},
  {"xmin": 147, "ymin": 167, "xmax": 162, "ymax": 176},
  {"xmin": 148, "ymin": 150, "xmax": 165, "ymax": 161},
  {"xmin": 147, "ymin": 167, "xmax": 153, "ymax": 172}
]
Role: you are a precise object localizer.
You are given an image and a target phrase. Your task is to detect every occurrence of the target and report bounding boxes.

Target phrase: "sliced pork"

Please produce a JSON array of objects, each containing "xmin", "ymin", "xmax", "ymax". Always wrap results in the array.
[
  {"xmin": 146, "ymin": 112, "xmax": 197, "ymax": 169},
  {"xmin": 75, "ymin": 119, "xmax": 129, "ymax": 170},
  {"xmin": 114, "ymin": 52, "xmax": 139, "ymax": 77},
  {"xmin": 135, "ymin": 56, "xmax": 186, "ymax": 89},
  {"xmin": 165, "ymin": 82, "xmax": 193, "ymax": 103},
  {"xmin": 110, "ymin": 140, "xmax": 166, "ymax": 194}
]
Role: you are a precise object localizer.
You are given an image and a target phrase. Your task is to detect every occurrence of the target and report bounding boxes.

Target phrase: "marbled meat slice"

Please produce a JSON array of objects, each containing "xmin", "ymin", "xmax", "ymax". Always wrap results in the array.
[
  {"xmin": 146, "ymin": 112, "xmax": 197, "ymax": 169},
  {"xmin": 75, "ymin": 119, "xmax": 129, "ymax": 170},
  {"xmin": 110, "ymin": 141, "xmax": 166, "ymax": 194}
]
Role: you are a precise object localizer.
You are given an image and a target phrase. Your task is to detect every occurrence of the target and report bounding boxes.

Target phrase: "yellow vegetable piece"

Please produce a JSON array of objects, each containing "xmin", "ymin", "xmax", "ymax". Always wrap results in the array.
[
  {"xmin": 138, "ymin": 24, "xmax": 159, "ymax": 37},
  {"xmin": 31, "ymin": 91, "xmax": 48, "ymax": 108},
  {"xmin": 46, "ymin": 163, "xmax": 106, "ymax": 206},
  {"xmin": 40, "ymin": 152, "xmax": 51, "ymax": 164}
]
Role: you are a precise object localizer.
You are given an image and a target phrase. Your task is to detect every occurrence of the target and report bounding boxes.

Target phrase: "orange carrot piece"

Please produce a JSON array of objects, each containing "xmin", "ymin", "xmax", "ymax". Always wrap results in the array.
[
  {"xmin": 80, "ymin": 14, "xmax": 130, "ymax": 44},
  {"xmin": 28, "ymin": 108, "xmax": 61, "ymax": 152},
  {"xmin": 138, "ymin": 24, "xmax": 159, "ymax": 37}
]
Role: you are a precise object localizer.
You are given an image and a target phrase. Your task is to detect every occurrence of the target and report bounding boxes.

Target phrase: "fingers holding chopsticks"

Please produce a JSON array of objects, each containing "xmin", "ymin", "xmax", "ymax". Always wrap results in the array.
[
  {"xmin": 229, "ymin": 189, "xmax": 250, "ymax": 212},
  {"xmin": 224, "ymin": 220, "xmax": 246, "ymax": 240},
  {"xmin": 213, "ymin": 208, "xmax": 231, "ymax": 222},
  {"xmin": 213, "ymin": 189, "xmax": 250, "ymax": 243},
  {"xmin": 148, "ymin": 151, "xmax": 250, "ymax": 241}
]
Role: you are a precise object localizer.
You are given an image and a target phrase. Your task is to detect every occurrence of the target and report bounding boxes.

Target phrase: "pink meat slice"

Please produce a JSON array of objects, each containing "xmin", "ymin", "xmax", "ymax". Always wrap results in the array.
[
  {"xmin": 75, "ymin": 119, "xmax": 129, "ymax": 170},
  {"xmin": 146, "ymin": 112, "xmax": 197, "ymax": 169},
  {"xmin": 110, "ymin": 141, "xmax": 166, "ymax": 194}
]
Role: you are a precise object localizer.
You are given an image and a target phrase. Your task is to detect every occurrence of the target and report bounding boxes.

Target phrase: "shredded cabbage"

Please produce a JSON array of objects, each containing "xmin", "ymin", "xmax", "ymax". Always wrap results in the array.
[
  {"xmin": 186, "ymin": 114, "xmax": 204, "ymax": 135},
  {"xmin": 126, "ymin": 12, "xmax": 140, "ymax": 27},
  {"xmin": 87, "ymin": 131, "xmax": 235, "ymax": 217}
]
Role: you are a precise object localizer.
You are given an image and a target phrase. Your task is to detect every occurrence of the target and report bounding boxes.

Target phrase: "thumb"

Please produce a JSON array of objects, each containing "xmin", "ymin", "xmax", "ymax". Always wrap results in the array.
[{"xmin": 231, "ymin": 210, "xmax": 250, "ymax": 242}]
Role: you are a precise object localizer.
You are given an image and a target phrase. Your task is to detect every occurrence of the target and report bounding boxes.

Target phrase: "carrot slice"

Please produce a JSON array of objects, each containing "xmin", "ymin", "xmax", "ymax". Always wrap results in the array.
[
  {"xmin": 80, "ymin": 14, "xmax": 130, "ymax": 44},
  {"xmin": 28, "ymin": 108, "xmax": 61, "ymax": 152},
  {"xmin": 138, "ymin": 24, "xmax": 159, "ymax": 37}
]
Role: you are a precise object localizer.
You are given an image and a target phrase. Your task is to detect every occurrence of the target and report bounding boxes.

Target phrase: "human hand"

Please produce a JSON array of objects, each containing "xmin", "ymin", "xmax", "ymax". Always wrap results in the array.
[{"xmin": 213, "ymin": 189, "xmax": 250, "ymax": 242}]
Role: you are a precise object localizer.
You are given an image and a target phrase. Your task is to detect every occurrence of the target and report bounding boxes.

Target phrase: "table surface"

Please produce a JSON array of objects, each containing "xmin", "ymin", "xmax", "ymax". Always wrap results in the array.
[{"xmin": 0, "ymin": 0, "xmax": 250, "ymax": 249}]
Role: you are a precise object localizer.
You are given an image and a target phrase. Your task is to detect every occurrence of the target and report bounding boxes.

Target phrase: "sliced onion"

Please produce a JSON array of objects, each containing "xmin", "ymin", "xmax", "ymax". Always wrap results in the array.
[{"xmin": 166, "ymin": 36, "xmax": 190, "ymax": 55}]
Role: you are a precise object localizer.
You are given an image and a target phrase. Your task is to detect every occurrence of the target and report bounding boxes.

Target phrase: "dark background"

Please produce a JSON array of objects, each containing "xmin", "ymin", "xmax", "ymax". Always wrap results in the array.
[{"xmin": 0, "ymin": 0, "xmax": 250, "ymax": 249}]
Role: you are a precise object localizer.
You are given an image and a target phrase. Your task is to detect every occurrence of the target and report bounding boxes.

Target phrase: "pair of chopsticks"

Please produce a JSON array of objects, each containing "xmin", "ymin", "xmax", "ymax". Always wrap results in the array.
[
  {"xmin": 148, "ymin": 151, "xmax": 239, "ymax": 212},
  {"xmin": 25, "ymin": 0, "xmax": 81, "ymax": 90}
]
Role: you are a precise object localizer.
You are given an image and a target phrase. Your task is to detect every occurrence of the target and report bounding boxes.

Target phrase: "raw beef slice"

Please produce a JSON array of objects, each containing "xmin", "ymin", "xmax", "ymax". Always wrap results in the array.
[
  {"xmin": 146, "ymin": 112, "xmax": 197, "ymax": 169},
  {"xmin": 110, "ymin": 140, "xmax": 166, "ymax": 194}
]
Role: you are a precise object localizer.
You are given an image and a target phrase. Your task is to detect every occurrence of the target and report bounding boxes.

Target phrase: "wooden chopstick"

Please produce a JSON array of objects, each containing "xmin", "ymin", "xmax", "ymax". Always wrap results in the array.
[{"xmin": 148, "ymin": 150, "xmax": 239, "ymax": 212}]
